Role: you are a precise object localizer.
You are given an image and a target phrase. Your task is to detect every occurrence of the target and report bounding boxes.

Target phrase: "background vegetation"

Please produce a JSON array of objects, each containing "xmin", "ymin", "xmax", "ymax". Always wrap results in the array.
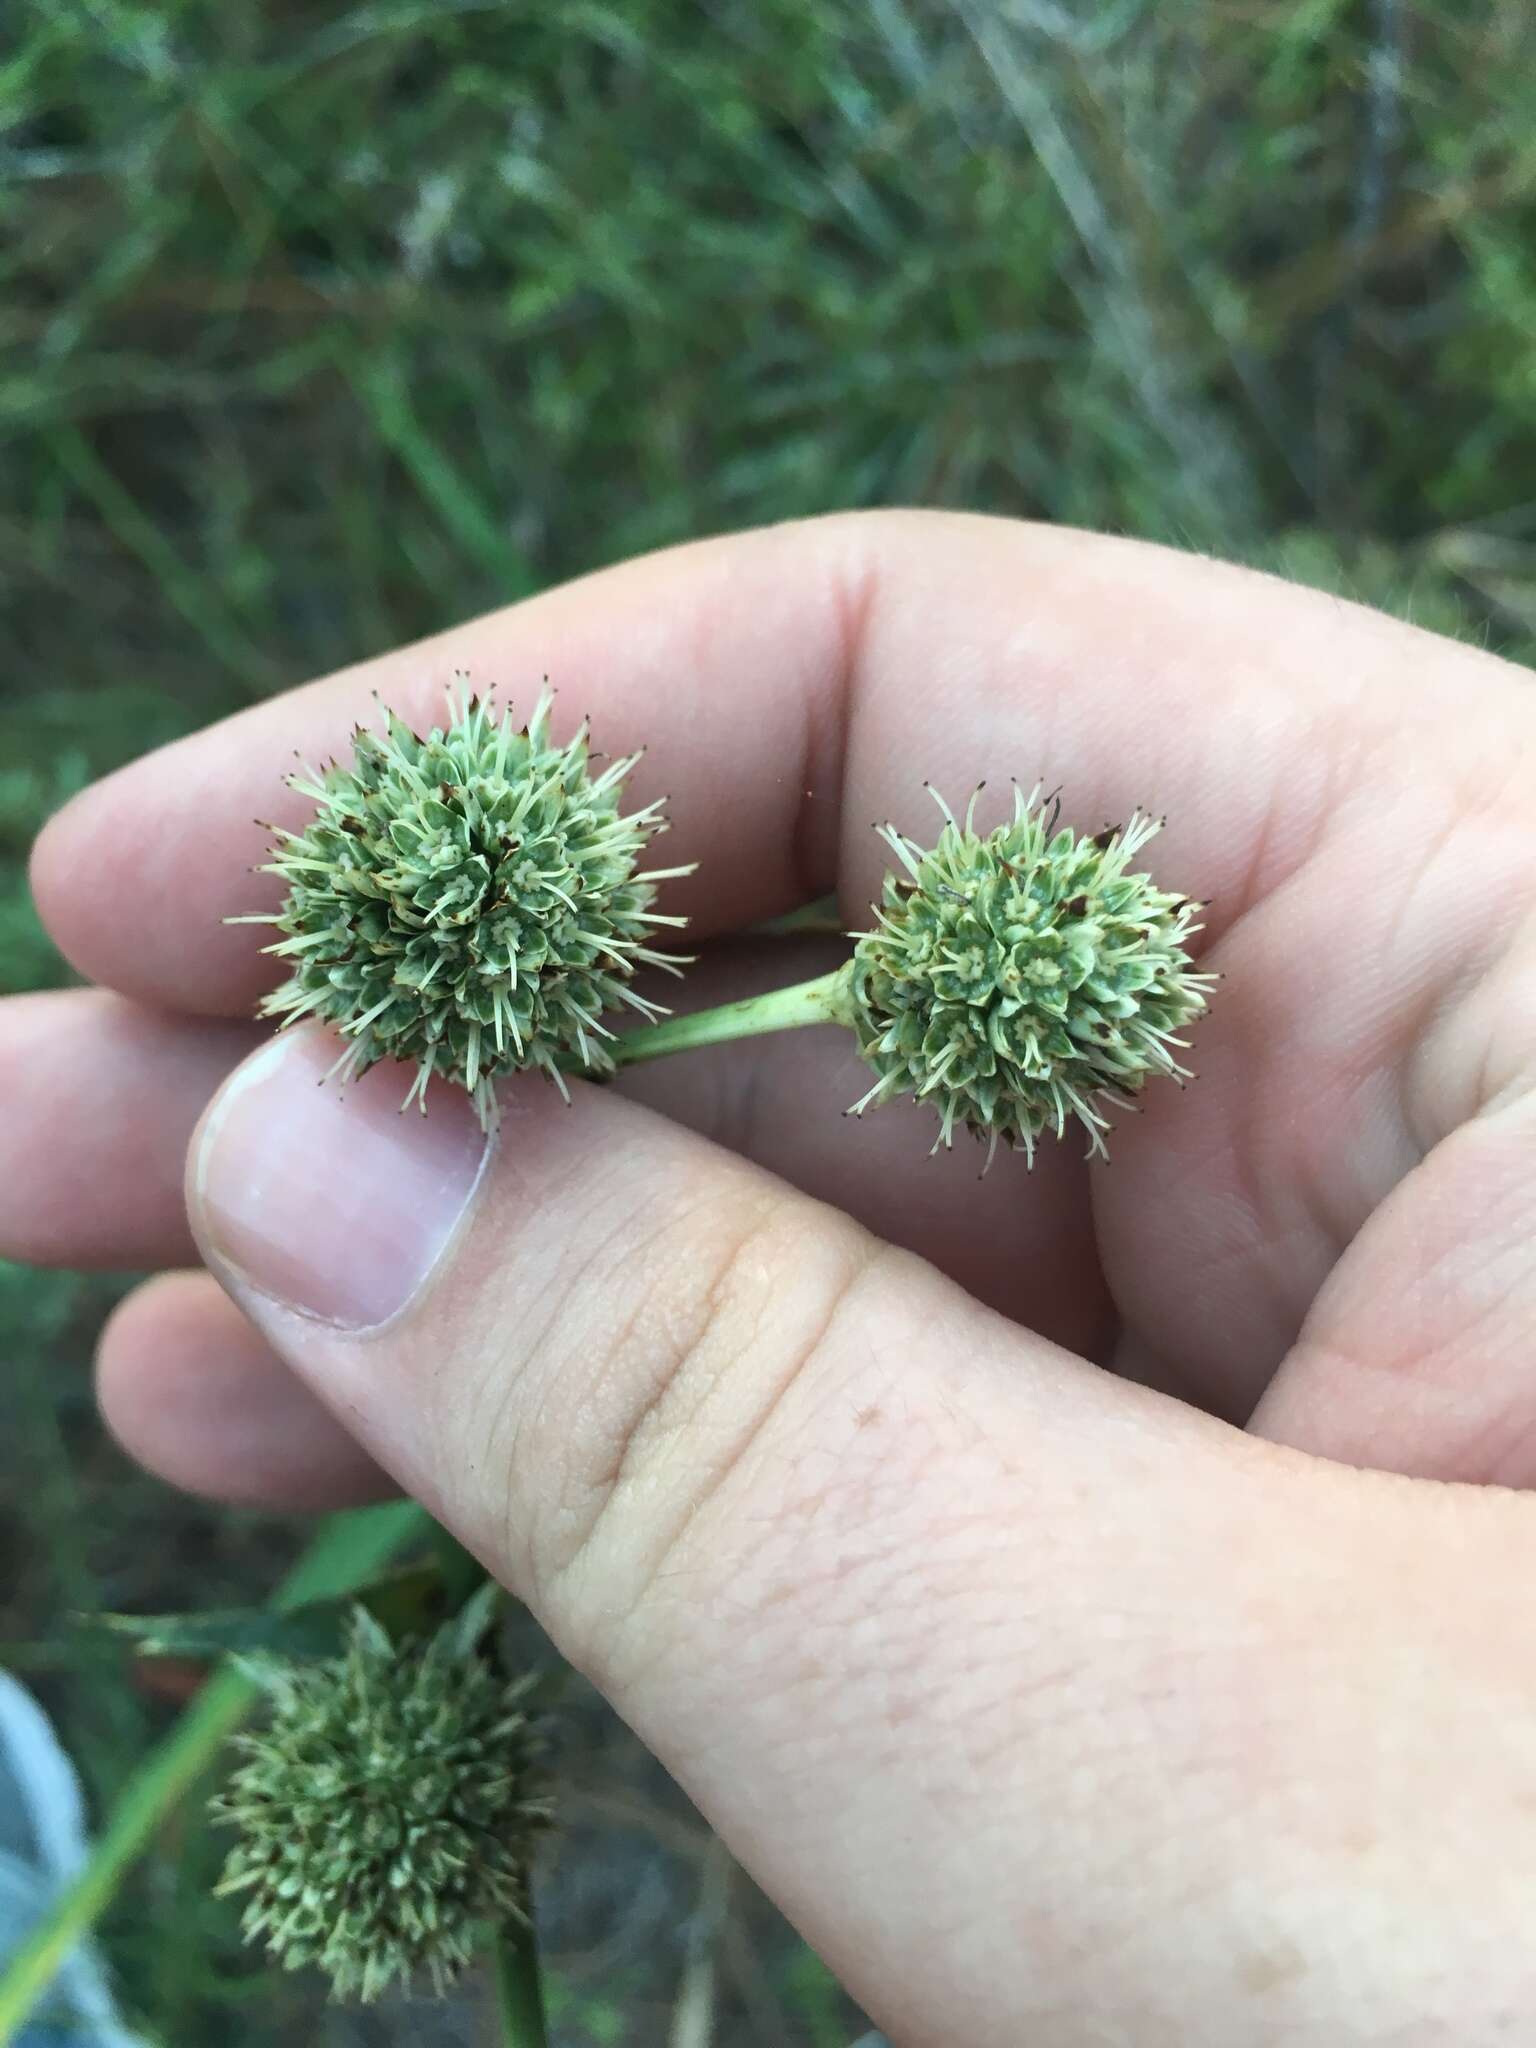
[{"xmin": 4, "ymin": 0, "xmax": 1536, "ymax": 2039}]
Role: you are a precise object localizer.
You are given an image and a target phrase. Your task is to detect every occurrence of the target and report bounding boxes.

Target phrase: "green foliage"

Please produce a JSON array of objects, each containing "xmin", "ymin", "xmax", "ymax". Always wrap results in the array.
[
  {"xmin": 0, "ymin": 755, "xmax": 85, "ymax": 995},
  {"xmin": 211, "ymin": 1597, "xmax": 549, "ymax": 2003},
  {"xmin": 256, "ymin": 690, "xmax": 685, "ymax": 1121},
  {"xmin": 846, "ymin": 792, "xmax": 1211, "ymax": 1160},
  {"xmin": 8, "ymin": 0, "xmax": 1536, "ymax": 706}
]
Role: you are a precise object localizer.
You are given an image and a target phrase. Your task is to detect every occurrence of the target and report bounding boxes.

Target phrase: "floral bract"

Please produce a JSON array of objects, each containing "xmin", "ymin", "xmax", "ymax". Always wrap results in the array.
[
  {"xmin": 242, "ymin": 683, "xmax": 690, "ymax": 1126},
  {"xmin": 211, "ymin": 1605, "xmax": 548, "ymax": 2003},
  {"xmin": 845, "ymin": 786, "xmax": 1215, "ymax": 1164}
]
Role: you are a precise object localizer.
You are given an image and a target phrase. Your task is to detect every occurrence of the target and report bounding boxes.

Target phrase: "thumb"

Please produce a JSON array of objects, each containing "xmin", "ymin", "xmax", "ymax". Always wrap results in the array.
[{"xmin": 188, "ymin": 1025, "xmax": 1535, "ymax": 2047}]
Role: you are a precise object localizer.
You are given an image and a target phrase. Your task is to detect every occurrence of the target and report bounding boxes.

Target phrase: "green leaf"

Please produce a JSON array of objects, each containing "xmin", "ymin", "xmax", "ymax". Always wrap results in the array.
[
  {"xmin": 80, "ymin": 1558, "xmax": 465, "ymax": 1669},
  {"xmin": 85, "ymin": 1607, "xmax": 348, "ymax": 1664}
]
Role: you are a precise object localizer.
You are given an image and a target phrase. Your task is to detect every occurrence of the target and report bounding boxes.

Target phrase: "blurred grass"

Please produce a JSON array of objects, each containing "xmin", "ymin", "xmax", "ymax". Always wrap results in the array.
[{"xmin": 4, "ymin": 0, "xmax": 1536, "ymax": 2039}]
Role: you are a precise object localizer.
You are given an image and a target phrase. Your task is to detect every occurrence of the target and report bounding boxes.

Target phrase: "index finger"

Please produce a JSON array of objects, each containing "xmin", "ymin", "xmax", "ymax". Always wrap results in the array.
[{"xmin": 30, "ymin": 508, "xmax": 1527, "ymax": 1019}]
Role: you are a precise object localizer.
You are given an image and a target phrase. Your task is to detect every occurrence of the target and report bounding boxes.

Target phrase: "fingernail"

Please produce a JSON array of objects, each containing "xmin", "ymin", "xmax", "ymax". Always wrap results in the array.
[{"xmin": 190, "ymin": 1029, "xmax": 491, "ymax": 1330}]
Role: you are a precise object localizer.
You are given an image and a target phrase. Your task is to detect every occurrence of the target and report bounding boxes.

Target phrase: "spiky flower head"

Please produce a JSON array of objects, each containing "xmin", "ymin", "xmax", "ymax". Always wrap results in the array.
[
  {"xmin": 845, "ymin": 785, "xmax": 1215, "ymax": 1164},
  {"xmin": 237, "ymin": 680, "xmax": 691, "ymax": 1126},
  {"xmin": 211, "ymin": 1600, "xmax": 549, "ymax": 2003}
]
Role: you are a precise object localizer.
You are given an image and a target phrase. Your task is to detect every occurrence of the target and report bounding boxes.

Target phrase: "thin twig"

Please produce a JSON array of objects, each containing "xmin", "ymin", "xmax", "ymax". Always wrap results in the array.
[{"xmin": 668, "ymin": 1836, "xmax": 732, "ymax": 2048}]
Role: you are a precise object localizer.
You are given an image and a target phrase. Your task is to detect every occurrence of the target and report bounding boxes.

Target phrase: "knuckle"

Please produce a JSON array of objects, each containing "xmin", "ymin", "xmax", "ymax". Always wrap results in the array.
[{"xmin": 519, "ymin": 1178, "xmax": 879, "ymax": 1628}]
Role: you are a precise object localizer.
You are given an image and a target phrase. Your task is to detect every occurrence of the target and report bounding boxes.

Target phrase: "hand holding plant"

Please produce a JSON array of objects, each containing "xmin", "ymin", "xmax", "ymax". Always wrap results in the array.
[{"xmin": 9, "ymin": 513, "xmax": 1536, "ymax": 2044}]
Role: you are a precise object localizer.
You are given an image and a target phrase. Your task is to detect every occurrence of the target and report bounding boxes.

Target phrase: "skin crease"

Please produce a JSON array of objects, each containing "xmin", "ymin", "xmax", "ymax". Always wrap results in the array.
[{"xmin": 7, "ymin": 511, "xmax": 1536, "ymax": 2041}]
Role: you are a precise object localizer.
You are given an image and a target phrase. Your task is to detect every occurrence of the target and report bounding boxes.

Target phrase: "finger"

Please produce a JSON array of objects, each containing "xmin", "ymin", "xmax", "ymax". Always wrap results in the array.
[
  {"xmin": 32, "ymin": 519, "xmax": 862, "ymax": 1013},
  {"xmin": 30, "ymin": 512, "xmax": 1515, "ymax": 1020},
  {"xmin": 1248, "ymin": 1087, "xmax": 1536, "ymax": 1483},
  {"xmin": 623, "ymin": 956, "xmax": 1104, "ymax": 1351},
  {"xmin": 634, "ymin": 933, "xmax": 1101, "ymax": 1350},
  {"xmin": 7, "ymin": 969, "xmax": 1103, "ymax": 1350},
  {"xmin": 182, "ymin": 1018, "xmax": 1536, "ymax": 2044},
  {"xmin": 96, "ymin": 1271, "xmax": 390, "ymax": 1509},
  {"xmin": 0, "ymin": 991, "xmax": 259, "ymax": 1268},
  {"xmin": 1093, "ymin": 703, "xmax": 1536, "ymax": 1445},
  {"xmin": 93, "ymin": 986, "xmax": 1094, "ymax": 1507},
  {"xmin": 86, "ymin": 993, "xmax": 1095, "ymax": 1507}
]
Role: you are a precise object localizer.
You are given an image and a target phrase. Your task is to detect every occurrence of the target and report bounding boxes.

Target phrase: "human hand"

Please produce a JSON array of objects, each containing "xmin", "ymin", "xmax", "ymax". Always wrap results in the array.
[{"xmin": 9, "ymin": 513, "xmax": 1536, "ymax": 2044}]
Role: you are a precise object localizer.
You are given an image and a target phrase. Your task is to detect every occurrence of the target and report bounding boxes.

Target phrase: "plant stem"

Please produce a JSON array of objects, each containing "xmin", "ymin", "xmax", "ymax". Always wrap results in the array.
[
  {"xmin": 747, "ymin": 894, "xmax": 844, "ymax": 938},
  {"xmin": 0, "ymin": 1500, "xmax": 431, "ymax": 2047},
  {"xmin": 490, "ymin": 1910, "xmax": 548, "ymax": 2048},
  {"xmin": 614, "ymin": 967, "xmax": 851, "ymax": 1069},
  {"xmin": 668, "ymin": 1834, "xmax": 731, "ymax": 2048}
]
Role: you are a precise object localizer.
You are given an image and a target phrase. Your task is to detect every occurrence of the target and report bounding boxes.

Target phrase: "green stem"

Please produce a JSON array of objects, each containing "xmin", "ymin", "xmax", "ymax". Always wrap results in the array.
[
  {"xmin": 614, "ymin": 967, "xmax": 851, "ymax": 1069},
  {"xmin": 0, "ymin": 1501, "xmax": 431, "ymax": 2046},
  {"xmin": 490, "ymin": 1910, "xmax": 548, "ymax": 2048},
  {"xmin": 746, "ymin": 894, "xmax": 844, "ymax": 938}
]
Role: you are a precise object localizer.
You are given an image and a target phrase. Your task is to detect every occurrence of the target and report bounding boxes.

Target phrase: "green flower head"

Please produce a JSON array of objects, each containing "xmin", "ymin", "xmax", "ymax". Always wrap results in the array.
[
  {"xmin": 845, "ymin": 785, "xmax": 1215, "ymax": 1165},
  {"xmin": 211, "ymin": 1603, "xmax": 549, "ymax": 2003},
  {"xmin": 240, "ymin": 681, "xmax": 691, "ymax": 1126}
]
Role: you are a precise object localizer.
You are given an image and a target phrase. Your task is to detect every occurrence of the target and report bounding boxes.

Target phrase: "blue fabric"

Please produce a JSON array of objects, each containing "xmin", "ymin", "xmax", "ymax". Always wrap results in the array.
[{"xmin": 0, "ymin": 1672, "xmax": 143, "ymax": 2048}]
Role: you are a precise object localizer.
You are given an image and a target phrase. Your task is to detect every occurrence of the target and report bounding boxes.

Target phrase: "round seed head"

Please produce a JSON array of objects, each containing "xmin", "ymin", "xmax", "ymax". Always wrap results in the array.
[
  {"xmin": 845, "ymin": 785, "xmax": 1215, "ymax": 1165},
  {"xmin": 211, "ymin": 1606, "xmax": 549, "ymax": 2003},
  {"xmin": 245, "ymin": 681, "xmax": 690, "ymax": 1125}
]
